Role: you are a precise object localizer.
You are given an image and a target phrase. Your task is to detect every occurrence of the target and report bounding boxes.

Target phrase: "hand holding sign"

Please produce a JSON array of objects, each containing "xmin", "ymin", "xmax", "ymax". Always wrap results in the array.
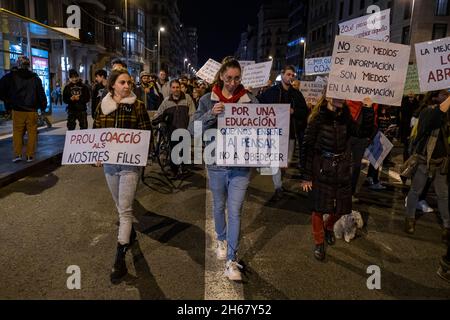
[
  {"xmin": 363, "ymin": 96, "xmax": 374, "ymax": 108},
  {"xmin": 212, "ymin": 102, "xmax": 225, "ymax": 115}
]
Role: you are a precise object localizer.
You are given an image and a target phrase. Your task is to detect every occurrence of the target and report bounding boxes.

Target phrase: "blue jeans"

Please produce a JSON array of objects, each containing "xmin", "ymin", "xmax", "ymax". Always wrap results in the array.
[
  {"xmin": 207, "ymin": 166, "xmax": 251, "ymax": 261},
  {"xmin": 104, "ymin": 164, "xmax": 141, "ymax": 245}
]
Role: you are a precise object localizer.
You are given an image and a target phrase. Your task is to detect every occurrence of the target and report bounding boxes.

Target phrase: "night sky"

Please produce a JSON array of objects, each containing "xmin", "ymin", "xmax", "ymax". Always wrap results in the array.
[{"xmin": 179, "ymin": 0, "xmax": 264, "ymax": 68}]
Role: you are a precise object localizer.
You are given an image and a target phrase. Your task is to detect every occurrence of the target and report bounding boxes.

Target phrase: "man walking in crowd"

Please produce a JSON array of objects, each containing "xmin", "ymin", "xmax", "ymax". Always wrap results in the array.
[
  {"xmin": 0, "ymin": 55, "xmax": 47, "ymax": 163},
  {"xmin": 257, "ymin": 65, "xmax": 309, "ymax": 201},
  {"xmin": 135, "ymin": 71, "xmax": 163, "ymax": 111},
  {"xmin": 153, "ymin": 79, "xmax": 196, "ymax": 177},
  {"xmin": 63, "ymin": 69, "xmax": 91, "ymax": 130},
  {"xmin": 156, "ymin": 69, "xmax": 170, "ymax": 99},
  {"xmin": 91, "ymin": 69, "xmax": 108, "ymax": 120}
]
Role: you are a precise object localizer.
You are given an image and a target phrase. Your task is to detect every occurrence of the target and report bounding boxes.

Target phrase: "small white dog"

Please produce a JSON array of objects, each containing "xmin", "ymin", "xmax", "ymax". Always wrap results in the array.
[{"xmin": 324, "ymin": 211, "xmax": 364, "ymax": 243}]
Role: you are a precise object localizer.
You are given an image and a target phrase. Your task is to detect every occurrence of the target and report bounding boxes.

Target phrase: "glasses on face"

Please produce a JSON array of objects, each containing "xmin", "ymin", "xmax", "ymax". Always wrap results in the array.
[
  {"xmin": 223, "ymin": 76, "xmax": 241, "ymax": 84},
  {"xmin": 117, "ymin": 80, "xmax": 133, "ymax": 86}
]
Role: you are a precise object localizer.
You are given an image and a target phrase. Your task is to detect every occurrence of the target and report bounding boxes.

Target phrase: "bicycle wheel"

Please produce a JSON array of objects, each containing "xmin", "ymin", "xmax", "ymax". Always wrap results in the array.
[{"xmin": 156, "ymin": 127, "xmax": 171, "ymax": 173}]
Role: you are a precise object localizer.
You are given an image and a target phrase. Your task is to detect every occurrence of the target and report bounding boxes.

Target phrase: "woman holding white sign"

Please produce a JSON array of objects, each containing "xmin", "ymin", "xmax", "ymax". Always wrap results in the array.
[
  {"xmin": 299, "ymin": 97, "xmax": 374, "ymax": 261},
  {"xmin": 94, "ymin": 68, "xmax": 152, "ymax": 284},
  {"xmin": 190, "ymin": 57, "xmax": 258, "ymax": 281}
]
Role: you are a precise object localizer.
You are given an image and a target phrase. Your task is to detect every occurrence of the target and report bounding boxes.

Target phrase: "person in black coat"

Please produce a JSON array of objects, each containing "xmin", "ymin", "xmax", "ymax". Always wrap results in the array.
[
  {"xmin": 63, "ymin": 69, "xmax": 91, "ymax": 130},
  {"xmin": 257, "ymin": 65, "xmax": 309, "ymax": 201},
  {"xmin": 299, "ymin": 97, "xmax": 374, "ymax": 261}
]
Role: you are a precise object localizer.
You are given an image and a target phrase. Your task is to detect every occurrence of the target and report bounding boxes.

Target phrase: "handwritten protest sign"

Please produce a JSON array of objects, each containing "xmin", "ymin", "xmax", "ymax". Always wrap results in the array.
[
  {"xmin": 62, "ymin": 128, "xmax": 151, "ymax": 166},
  {"xmin": 339, "ymin": 9, "xmax": 390, "ymax": 42},
  {"xmin": 241, "ymin": 61, "xmax": 273, "ymax": 88},
  {"xmin": 300, "ymin": 80, "xmax": 327, "ymax": 106},
  {"xmin": 364, "ymin": 131, "xmax": 393, "ymax": 170},
  {"xmin": 327, "ymin": 35, "xmax": 410, "ymax": 106},
  {"xmin": 239, "ymin": 60, "xmax": 255, "ymax": 68},
  {"xmin": 403, "ymin": 64, "xmax": 421, "ymax": 95},
  {"xmin": 216, "ymin": 104, "xmax": 290, "ymax": 167},
  {"xmin": 196, "ymin": 58, "xmax": 221, "ymax": 84},
  {"xmin": 305, "ymin": 57, "xmax": 332, "ymax": 75},
  {"xmin": 415, "ymin": 36, "xmax": 450, "ymax": 92}
]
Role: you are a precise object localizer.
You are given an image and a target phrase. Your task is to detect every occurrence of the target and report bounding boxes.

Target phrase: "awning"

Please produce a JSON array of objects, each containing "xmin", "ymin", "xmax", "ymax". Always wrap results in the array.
[{"xmin": 0, "ymin": 8, "xmax": 79, "ymax": 41}]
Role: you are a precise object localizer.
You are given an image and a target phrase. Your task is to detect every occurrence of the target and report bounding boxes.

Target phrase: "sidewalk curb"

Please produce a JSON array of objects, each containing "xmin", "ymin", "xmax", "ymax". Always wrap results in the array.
[{"xmin": 0, "ymin": 152, "xmax": 63, "ymax": 188}]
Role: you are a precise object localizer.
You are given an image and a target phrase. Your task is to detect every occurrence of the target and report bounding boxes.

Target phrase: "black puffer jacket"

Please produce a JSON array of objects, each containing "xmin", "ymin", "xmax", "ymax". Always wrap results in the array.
[
  {"xmin": 0, "ymin": 69, "xmax": 47, "ymax": 112},
  {"xmin": 300, "ymin": 102, "xmax": 374, "ymax": 214}
]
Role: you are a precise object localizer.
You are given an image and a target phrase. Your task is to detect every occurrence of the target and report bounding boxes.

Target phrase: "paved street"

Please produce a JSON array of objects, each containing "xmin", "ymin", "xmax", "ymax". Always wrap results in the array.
[{"xmin": 1, "ymin": 146, "xmax": 449, "ymax": 299}]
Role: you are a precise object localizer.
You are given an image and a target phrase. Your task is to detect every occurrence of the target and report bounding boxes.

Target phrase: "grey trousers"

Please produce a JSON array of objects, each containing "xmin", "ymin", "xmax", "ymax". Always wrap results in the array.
[{"xmin": 406, "ymin": 163, "xmax": 449, "ymax": 228}]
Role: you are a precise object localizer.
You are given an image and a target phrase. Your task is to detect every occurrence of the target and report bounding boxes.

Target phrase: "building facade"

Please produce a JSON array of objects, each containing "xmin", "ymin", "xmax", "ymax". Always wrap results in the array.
[
  {"xmin": 257, "ymin": 0, "xmax": 289, "ymax": 79},
  {"xmin": 286, "ymin": 0, "xmax": 308, "ymax": 76}
]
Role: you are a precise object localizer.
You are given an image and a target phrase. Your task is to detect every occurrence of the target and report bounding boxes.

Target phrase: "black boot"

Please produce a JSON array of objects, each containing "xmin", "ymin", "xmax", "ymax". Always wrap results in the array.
[
  {"xmin": 314, "ymin": 243, "xmax": 326, "ymax": 261},
  {"xmin": 325, "ymin": 230, "xmax": 336, "ymax": 246},
  {"xmin": 129, "ymin": 226, "xmax": 137, "ymax": 245},
  {"xmin": 110, "ymin": 243, "xmax": 128, "ymax": 284},
  {"xmin": 405, "ymin": 218, "xmax": 416, "ymax": 234}
]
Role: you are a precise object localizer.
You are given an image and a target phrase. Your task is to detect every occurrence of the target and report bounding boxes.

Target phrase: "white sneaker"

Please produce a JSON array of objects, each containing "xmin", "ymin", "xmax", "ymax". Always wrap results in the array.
[
  {"xmin": 369, "ymin": 182, "xmax": 386, "ymax": 190},
  {"xmin": 417, "ymin": 200, "xmax": 434, "ymax": 213},
  {"xmin": 224, "ymin": 260, "xmax": 243, "ymax": 281},
  {"xmin": 216, "ymin": 240, "xmax": 227, "ymax": 260}
]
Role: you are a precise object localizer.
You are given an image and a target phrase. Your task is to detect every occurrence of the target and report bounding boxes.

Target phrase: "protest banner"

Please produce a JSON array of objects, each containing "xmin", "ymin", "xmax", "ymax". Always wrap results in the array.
[
  {"xmin": 196, "ymin": 58, "xmax": 221, "ymax": 84},
  {"xmin": 327, "ymin": 35, "xmax": 410, "ymax": 106},
  {"xmin": 415, "ymin": 36, "xmax": 450, "ymax": 92},
  {"xmin": 300, "ymin": 80, "xmax": 327, "ymax": 106},
  {"xmin": 216, "ymin": 103, "xmax": 290, "ymax": 167},
  {"xmin": 403, "ymin": 64, "xmax": 421, "ymax": 95},
  {"xmin": 239, "ymin": 60, "xmax": 255, "ymax": 68},
  {"xmin": 305, "ymin": 57, "xmax": 332, "ymax": 75},
  {"xmin": 364, "ymin": 131, "xmax": 394, "ymax": 170},
  {"xmin": 241, "ymin": 61, "xmax": 273, "ymax": 88},
  {"xmin": 62, "ymin": 128, "xmax": 151, "ymax": 166},
  {"xmin": 339, "ymin": 9, "xmax": 390, "ymax": 42}
]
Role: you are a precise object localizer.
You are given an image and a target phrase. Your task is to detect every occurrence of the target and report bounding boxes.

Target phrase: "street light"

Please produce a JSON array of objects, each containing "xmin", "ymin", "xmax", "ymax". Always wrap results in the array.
[
  {"xmin": 268, "ymin": 56, "xmax": 273, "ymax": 60},
  {"xmin": 184, "ymin": 58, "xmax": 188, "ymax": 73},
  {"xmin": 300, "ymin": 38, "xmax": 306, "ymax": 77},
  {"xmin": 157, "ymin": 27, "xmax": 165, "ymax": 72}
]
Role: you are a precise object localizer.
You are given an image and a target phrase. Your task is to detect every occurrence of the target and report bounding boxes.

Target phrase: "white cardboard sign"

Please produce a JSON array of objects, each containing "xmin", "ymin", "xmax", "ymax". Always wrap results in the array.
[
  {"xmin": 196, "ymin": 58, "xmax": 221, "ymax": 84},
  {"xmin": 327, "ymin": 35, "xmax": 410, "ymax": 106},
  {"xmin": 300, "ymin": 80, "xmax": 327, "ymax": 106},
  {"xmin": 241, "ymin": 61, "xmax": 273, "ymax": 88},
  {"xmin": 305, "ymin": 57, "xmax": 332, "ymax": 75},
  {"xmin": 62, "ymin": 128, "xmax": 151, "ymax": 166},
  {"xmin": 364, "ymin": 131, "xmax": 394, "ymax": 170},
  {"xmin": 216, "ymin": 103, "xmax": 290, "ymax": 167},
  {"xmin": 415, "ymin": 37, "xmax": 450, "ymax": 93},
  {"xmin": 239, "ymin": 60, "xmax": 256, "ymax": 68},
  {"xmin": 339, "ymin": 9, "xmax": 390, "ymax": 42}
]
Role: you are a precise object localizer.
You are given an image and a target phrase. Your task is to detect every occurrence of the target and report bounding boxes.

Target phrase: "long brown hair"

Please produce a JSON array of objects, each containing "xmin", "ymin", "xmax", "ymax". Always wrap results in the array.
[{"xmin": 212, "ymin": 56, "xmax": 241, "ymax": 88}]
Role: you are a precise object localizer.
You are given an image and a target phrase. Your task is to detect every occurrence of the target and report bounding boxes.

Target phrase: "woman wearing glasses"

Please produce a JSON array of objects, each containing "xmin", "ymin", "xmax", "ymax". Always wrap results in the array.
[
  {"xmin": 94, "ymin": 68, "xmax": 151, "ymax": 283},
  {"xmin": 190, "ymin": 57, "xmax": 258, "ymax": 281}
]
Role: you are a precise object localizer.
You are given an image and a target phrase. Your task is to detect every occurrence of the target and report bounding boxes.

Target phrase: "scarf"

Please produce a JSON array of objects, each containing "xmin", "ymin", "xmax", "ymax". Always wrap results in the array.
[{"xmin": 212, "ymin": 84, "xmax": 247, "ymax": 103}]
